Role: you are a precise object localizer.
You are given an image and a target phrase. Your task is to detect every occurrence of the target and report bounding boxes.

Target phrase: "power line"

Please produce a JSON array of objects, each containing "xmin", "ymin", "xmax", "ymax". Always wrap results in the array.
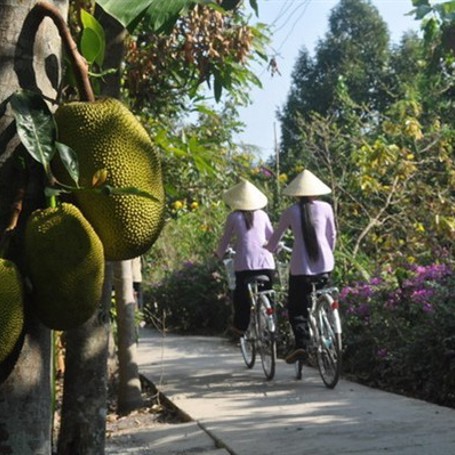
[
  {"xmin": 273, "ymin": 0, "xmax": 310, "ymax": 35},
  {"xmin": 258, "ymin": 0, "xmax": 313, "ymax": 78},
  {"xmin": 275, "ymin": 0, "xmax": 312, "ymax": 54},
  {"xmin": 271, "ymin": 0, "xmax": 294, "ymax": 27}
]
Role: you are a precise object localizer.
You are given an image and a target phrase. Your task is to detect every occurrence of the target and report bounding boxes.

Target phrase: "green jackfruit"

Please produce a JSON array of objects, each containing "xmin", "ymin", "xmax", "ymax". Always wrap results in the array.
[
  {"xmin": 0, "ymin": 259, "xmax": 24, "ymax": 363},
  {"xmin": 53, "ymin": 98, "xmax": 165, "ymax": 261},
  {"xmin": 25, "ymin": 203, "xmax": 104, "ymax": 330}
]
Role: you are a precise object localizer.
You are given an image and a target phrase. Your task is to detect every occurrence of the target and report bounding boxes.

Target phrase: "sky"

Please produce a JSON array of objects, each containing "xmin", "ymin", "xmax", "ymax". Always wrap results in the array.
[{"xmin": 235, "ymin": 0, "xmax": 423, "ymax": 160}]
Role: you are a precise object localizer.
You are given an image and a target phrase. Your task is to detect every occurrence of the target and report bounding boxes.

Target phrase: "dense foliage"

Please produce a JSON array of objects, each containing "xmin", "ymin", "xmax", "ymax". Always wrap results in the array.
[
  {"xmin": 341, "ymin": 257, "xmax": 455, "ymax": 407},
  {"xmin": 139, "ymin": 0, "xmax": 455, "ymax": 408}
]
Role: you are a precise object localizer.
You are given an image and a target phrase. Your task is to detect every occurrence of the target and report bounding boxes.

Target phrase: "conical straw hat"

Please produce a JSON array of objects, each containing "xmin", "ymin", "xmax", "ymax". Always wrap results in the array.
[
  {"xmin": 223, "ymin": 179, "xmax": 268, "ymax": 211},
  {"xmin": 283, "ymin": 169, "xmax": 331, "ymax": 196}
]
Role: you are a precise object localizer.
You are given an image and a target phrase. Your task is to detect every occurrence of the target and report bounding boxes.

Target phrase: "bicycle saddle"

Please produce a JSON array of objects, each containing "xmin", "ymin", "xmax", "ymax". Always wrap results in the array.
[
  {"xmin": 244, "ymin": 275, "xmax": 270, "ymax": 285},
  {"xmin": 309, "ymin": 273, "xmax": 329, "ymax": 286}
]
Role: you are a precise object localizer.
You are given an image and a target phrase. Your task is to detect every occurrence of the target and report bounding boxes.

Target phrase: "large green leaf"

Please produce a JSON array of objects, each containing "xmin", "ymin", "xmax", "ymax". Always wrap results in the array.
[
  {"xmin": 96, "ymin": 0, "xmax": 193, "ymax": 33},
  {"xmin": 80, "ymin": 9, "xmax": 105, "ymax": 66},
  {"xmin": 10, "ymin": 90, "xmax": 56, "ymax": 175},
  {"xmin": 142, "ymin": 0, "xmax": 191, "ymax": 33}
]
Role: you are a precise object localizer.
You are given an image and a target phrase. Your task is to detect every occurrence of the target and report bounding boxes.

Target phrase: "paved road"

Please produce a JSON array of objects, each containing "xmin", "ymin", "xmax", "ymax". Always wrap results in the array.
[{"xmin": 113, "ymin": 327, "xmax": 455, "ymax": 455}]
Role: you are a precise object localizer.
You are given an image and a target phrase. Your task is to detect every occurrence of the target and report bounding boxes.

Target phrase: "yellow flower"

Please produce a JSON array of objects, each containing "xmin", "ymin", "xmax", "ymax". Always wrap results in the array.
[
  {"xmin": 404, "ymin": 119, "xmax": 424, "ymax": 140},
  {"xmin": 173, "ymin": 200, "xmax": 183, "ymax": 210},
  {"xmin": 190, "ymin": 201, "xmax": 199, "ymax": 210},
  {"xmin": 278, "ymin": 173, "xmax": 288, "ymax": 183}
]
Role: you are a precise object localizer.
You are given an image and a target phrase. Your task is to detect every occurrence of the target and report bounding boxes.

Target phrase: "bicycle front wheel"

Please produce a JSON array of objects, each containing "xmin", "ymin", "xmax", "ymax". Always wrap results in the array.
[
  {"xmin": 256, "ymin": 294, "xmax": 276, "ymax": 380},
  {"xmin": 315, "ymin": 294, "xmax": 342, "ymax": 388},
  {"xmin": 240, "ymin": 323, "xmax": 256, "ymax": 369}
]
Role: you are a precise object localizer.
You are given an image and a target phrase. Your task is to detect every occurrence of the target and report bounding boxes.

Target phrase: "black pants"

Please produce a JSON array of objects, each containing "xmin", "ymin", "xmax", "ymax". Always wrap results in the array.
[
  {"xmin": 288, "ymin": 274, "xmax": 329, "ymax": 349},
  {"xmin": 233, "ymin": 269, "xmax": 274, "ymax": 331}
]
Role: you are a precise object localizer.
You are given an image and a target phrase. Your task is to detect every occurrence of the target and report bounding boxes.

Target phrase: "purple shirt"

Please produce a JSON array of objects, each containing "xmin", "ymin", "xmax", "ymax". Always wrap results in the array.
[
  {"xmin": 266, "ymin": 200, "xmax": 336, "ymax": 275},
  {"xmin": 216, "ymin": 210, "xmax": 275, "ymax": 271}
]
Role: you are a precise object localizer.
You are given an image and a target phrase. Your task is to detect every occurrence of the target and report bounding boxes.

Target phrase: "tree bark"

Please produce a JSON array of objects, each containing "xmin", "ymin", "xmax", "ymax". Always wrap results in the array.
[
  {"xmin": 57, "ymin": 262, "xmax": 113, "ymax": 455},
  {"xmin": 0, "ymin": 1, "xmax": 68, "ymax": 454},
  {"xmin": 113, "ymin": 260, "xmax": 143, "ymax": 414}
]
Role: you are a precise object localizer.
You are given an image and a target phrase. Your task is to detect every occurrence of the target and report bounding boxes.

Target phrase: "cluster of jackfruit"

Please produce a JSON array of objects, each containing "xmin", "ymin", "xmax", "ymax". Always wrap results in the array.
[
  {"xmin": 25, "ymin": 203, "xmax": 105, "ymax": 330},
  {"xmin": 53, "ymin": 97, "xmax": 165, "ymax": 261},
  {"xmin": 3, "ymin": 97, "xmax": 164, "ymax": 342},
  {"xmin": 0, "ymin": 259, "xmax": 24, "ymax": 363}
]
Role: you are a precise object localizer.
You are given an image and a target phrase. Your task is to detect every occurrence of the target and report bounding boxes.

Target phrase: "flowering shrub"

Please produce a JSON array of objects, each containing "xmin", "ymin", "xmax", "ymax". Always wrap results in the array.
[
  {"xmin": 340, "ymin": 261, "xmax": 455, "ymax": 407},
  {"xmin": 143, "ymin": 259, "xmax": 232, "ymax": 334}
]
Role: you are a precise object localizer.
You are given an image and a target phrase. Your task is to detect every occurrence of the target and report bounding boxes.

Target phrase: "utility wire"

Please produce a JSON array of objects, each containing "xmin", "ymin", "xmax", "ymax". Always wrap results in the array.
[
  {"xmin": 271, "ymin": 0, "xmax": 294, "ymax": 27},
  {"xmin": 273, "ymin": 0, "xmax": 310, "ymax": 35},
  {"xmin": 259, "ymin": 0, "xmax": 313, "ymax": 78},
  {"xmin": 275, "ymin": 0, "xmax": 312, "ymax": 54}
]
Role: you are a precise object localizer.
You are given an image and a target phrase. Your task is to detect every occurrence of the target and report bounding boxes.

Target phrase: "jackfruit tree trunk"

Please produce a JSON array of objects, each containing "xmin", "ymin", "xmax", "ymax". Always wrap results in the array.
[
  {"xmin": 0, "ymin": 1, "xmax": 68, "ymax": 453},
  {"xmin": 113, "ymin": 261, "xmax": 144, "ymax": 414},
  {"xmin": 57, "ymin": 262, "xmax": 113, "ymax": 455}
]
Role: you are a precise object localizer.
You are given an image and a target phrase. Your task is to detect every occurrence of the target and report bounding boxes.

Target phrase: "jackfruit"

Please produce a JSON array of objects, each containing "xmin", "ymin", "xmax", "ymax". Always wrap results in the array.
[
  {"xmin": 0, "ymin": 259, "xmax": 24, "ymax": 363},
  {"xmin": 53, "ymin": 97, "xmax": 165, "ymax": 261},
  {"xmin": 25, "ymin": 203, "xmax": 104, "ymax": 330}
]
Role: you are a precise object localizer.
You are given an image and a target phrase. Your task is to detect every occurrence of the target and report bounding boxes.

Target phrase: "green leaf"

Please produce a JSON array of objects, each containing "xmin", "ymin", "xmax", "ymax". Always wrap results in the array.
[
  {"xmin": 102, "ymin": 185, "xmax": 161, "ymax": 202},
  {"xmin": 249, "ymin": 0, "xmax": 258, "ymax": 15},
  {"xmin": 81, "ymin": 27, "xmax": 102, "ymax": 65},
  {"xmin": 10, "ymin": 90, "xmax": 56, "ymax": 174},
  {"xmin": 195, "ymin": 104, "xmax": 217, "ymax": 116},
  {"xmin": 412, "ymin": 0, "xmax": 430, "ymax": 7},
  {"xmin": 80, "ymin": 9, "xmax": 105, "ymax": 66},
  {"xmin": 44, "ymin": 186, "xmax": 71, "ymax": 198},
  {"xmin": 214, "ymin": 72, "xmax": 223, "ymax": 102},
  {"xmin": 142, "ymin": 0, "xmax": 191, "ymax": 33},
  {"xmin": 96, "ymin": 0, "xmax": 193, "ymax": 33},
  {"xmin": 55, "ymin": 141, "xmax": 79, "ymax": 187},
  {"xmin": 413, "ymin": 5, "xmax": 433, "ymax": 19},
  {"xmin": 96, "ymin": 0, "xmax": 152, "ymax": 30},
  {"xmin": 435, "ymin": 1, "xmax": 455, "ymax": 20}
]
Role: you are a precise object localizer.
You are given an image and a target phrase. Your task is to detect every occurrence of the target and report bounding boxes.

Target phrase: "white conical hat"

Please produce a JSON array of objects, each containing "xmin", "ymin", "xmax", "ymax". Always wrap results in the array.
[
  {"xmin": 283, "ymin": 169, "xmax": 331, "ymax": 196},
  {"xmin": 223, "ymin": 179, "xmax": 268, "ymax": 210}
]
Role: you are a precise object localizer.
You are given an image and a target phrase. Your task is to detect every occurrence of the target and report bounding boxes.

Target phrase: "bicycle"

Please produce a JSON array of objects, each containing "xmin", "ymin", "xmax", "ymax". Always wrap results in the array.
[
  {"xmin": 278, "ymin": 244, "xmax": 342, "ymax": 389},
  {"xmin": 223, "ymin": 248, "xmax": 277, "ymax": 380}
]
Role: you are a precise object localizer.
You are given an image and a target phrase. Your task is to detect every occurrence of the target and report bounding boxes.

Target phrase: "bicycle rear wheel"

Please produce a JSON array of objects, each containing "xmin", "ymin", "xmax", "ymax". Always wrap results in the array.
[
  {"xmin": 240, "ymin": 323, "xmax": 256, "ymax": 369},
  {"xmin": 315, "ymin": 294, "xmax": 342, "ymax": 388},
  {"xmin": 256, "ymin": 294, "xmax": 276, "ymax": 380}
]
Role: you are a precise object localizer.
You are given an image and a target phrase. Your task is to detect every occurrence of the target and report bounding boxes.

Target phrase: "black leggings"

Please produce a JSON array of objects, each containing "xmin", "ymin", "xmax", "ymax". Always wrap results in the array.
[
  {"xmin": 233, "ymin": 269, "xmax": 274, "ymax": 331},
  {"xmin": 288, "ymin": 274, "xmax": 329, "ymax": 348}
]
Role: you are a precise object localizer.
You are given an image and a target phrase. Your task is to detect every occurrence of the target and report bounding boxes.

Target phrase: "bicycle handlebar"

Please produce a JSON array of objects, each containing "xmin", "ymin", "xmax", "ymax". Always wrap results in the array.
[
  {"xmin": 224, "ymin": 247, "xmax": 236, "ymax": 258},
  {"xmin": 277, "ymin": 242, "xmax": 292, "ymax": 253}
]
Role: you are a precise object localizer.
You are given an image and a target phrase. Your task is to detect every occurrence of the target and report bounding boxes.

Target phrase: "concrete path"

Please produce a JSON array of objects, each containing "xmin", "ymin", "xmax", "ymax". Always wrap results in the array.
[{"xmin": 111, "ymin": 327, "xmax": 455, "ymax": 455}]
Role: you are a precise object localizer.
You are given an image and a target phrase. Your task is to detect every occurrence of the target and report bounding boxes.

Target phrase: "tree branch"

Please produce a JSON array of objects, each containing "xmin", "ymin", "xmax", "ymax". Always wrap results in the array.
[
  {"xmin": 0, "ymin": 187, "xmax": 25, "ymax": 257},
  {"xmin": 34, "ymin": 1, "xmax": 95, "ymax": 102}
]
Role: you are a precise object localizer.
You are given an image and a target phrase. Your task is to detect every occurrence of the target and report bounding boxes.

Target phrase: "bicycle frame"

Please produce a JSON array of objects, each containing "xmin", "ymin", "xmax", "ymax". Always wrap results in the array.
[
  {"xmin": 247, "ymin": 281, "xmax": 276, "ymax": 332},
  {"xmin": 308, "ymin": 285, "xmax": 342, "ymax": 342}
]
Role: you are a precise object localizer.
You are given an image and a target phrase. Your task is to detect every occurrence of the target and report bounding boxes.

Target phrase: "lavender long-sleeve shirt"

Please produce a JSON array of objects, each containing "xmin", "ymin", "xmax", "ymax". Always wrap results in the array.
[
  {"xmin": 216, "ymin": 210, "xmax": 275, "ymax": 271},
  {"xmin": 266, "ymin": 201, "xmax": 336, "ymax": 275}
]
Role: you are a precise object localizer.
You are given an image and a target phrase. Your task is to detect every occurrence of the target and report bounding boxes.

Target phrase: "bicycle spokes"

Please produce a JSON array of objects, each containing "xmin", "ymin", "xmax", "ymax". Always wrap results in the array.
[
  {"xmin": 315, "ymin": 300, "xmax": 342, "ymax": 388},
  {"xmin": 256, "ymin": 294, "xmax": 276, "ymax": 380}
]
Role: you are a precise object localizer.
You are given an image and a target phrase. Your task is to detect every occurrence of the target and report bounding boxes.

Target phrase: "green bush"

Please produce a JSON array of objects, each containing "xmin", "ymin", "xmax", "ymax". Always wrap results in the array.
[
  {"xmin": 143, "ymin": 259, "xmax": 232, "ymax": 334},
  {"xmin": 340, "ymin": 259, "xmax": 455, "ymax": 407}
]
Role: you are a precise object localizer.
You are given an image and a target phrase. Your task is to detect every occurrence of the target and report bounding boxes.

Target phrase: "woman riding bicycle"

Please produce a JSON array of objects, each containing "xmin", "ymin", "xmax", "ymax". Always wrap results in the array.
[
  {"xmin": 215, "ymin": 179, "xmax": 275, "ymax": 336},
  {"xmin": 265, "ymin": 170, "xmax": 336, "ymax": 364}
]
